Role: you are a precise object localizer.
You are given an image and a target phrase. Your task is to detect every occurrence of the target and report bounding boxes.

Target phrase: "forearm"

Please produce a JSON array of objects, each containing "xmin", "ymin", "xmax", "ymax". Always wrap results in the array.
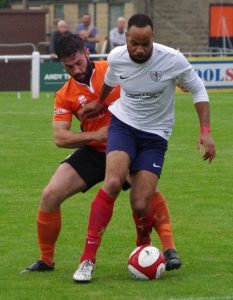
[
  {"xmin": 53, "ymin": 129, "xmax": 99, "ymax": 148},
  {"xmin": 195, "ymin": 101, "xmax": 216, "ymax": 163},
  {"xmin": 87, "ymin": 36, "xmax": 100, "ymax": 43},
  {"xmin": 98, "ymin": 83, "xmax": 114, "ymax": 103},
  {"xmin": 194, "ymin": 101, "xmax": 211, "ymax": 128}
]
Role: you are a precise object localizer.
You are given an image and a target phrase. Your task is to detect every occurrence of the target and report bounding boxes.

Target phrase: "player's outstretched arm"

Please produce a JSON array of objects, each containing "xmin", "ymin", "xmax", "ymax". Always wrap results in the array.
[{"xmin": 194, "ymin": 102, "xmax": 216, "ymax": 163}]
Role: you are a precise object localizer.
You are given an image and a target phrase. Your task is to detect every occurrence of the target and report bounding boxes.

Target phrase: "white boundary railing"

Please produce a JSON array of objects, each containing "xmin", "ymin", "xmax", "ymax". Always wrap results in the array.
[
  {"xmin": 0, "ymin": 53, "xmax": 108, "ymax": 99},
  {"xmin": 0, "ymin": 51, "xmax": 233, "ymax": 98}
]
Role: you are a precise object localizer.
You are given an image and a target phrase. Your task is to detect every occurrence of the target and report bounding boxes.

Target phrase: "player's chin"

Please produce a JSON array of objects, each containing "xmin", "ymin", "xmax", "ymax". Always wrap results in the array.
[
  {"xmin": 132, "ymin": 56, "xmax": 148, "ymax": 64},
  {"xmin": 75, "ymin": 74, "xmax": 83, "ymax": 80},
  {"xmin": 74, "ymin": 75, "xmax": 86, "ymax": 82}
]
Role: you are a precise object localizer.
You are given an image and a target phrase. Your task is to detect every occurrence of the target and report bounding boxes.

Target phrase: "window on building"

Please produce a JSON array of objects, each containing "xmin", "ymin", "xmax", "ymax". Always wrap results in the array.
[
  {"xmin": 79, "ymin": 3, "xmax": 89, "ymax": 19},
  {"xmin": 109, "ymin": 4, "xmax": 124, "ymax": 31},
  {"xmin": 54, "ymin": 4, "xmax": 64, "ymax": 20}
]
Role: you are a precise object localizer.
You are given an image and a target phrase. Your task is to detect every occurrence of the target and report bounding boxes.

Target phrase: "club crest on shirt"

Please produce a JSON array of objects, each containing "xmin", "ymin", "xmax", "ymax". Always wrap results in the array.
[
  {"xmin": 78, "ymin": 95, "xmax": 87, "ymax": 107},
  {"xmin": 150, "ymin": 71, "xmax": 162, "ymax": 82}
]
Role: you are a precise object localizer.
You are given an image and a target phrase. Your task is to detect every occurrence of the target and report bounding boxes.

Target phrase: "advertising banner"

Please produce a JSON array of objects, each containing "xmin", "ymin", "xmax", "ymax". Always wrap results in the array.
[
  {"xmin": 40, "ymin": 58, "xmax": 233, "ymax": 92},
  {"xmin": 40, "ymin": 62, "xmax": 70, "ymax": 92},
  {"xmin": 189, "ymin": 58, "xmax": 233, "ymax": 89}
]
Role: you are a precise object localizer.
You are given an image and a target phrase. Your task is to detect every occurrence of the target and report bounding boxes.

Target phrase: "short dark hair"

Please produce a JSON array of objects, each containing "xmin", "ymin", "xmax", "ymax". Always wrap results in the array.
[
  {"xmin": 127, "ymin": 14, "xmax": 153, "ymax": 31},
  {"xmin": 55, "ymin": 33, "xmax": 86, "ymax": 60}
]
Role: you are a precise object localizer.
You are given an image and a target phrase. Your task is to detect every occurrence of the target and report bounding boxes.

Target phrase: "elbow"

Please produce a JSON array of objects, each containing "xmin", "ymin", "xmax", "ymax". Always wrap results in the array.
[{"xmin": 54, "ymin": 137, "xmax": 65, "ymax": 148}]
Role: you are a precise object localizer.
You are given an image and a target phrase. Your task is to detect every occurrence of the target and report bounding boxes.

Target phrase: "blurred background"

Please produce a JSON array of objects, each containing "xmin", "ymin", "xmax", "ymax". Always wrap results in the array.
[{"xmin": 0, "ymin": 0, "xmax": 232, "ymax": 91}]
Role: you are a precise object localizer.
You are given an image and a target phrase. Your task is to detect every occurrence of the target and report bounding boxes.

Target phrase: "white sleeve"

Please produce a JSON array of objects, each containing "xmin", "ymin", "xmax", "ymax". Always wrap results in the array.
[
  {"xmin": 177, "ymin": 68, "xmax": 209, "ymax": 104},
  {"xmin": 174, "ymin": 52, "xmax": 209, "ymax": 103},
  {"xmin": 175, "ymin": 53, "xmax": 209, "ymax": 103},
  {"xmin": 104, "ymin": 55, "xmax": 119, "ymax": 87},
  {"xmin": 104, "ymin": 66, "xmax": 118, "ymax": 87}
]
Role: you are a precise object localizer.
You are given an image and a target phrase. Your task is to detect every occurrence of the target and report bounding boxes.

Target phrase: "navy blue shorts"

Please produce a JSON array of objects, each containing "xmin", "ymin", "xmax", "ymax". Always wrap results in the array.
[{"xmin": 106, "ymin": 115, "xmax": 168, "ymax": 178}]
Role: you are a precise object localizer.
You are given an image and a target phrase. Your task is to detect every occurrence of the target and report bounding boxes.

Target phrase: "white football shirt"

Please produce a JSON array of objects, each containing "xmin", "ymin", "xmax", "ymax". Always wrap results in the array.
[{"xmin": 105, "ymin": 43, "xmax": 209, "ymax": 140}]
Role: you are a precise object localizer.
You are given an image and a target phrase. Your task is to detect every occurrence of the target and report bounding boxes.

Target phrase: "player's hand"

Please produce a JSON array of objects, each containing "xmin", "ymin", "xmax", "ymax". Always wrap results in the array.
[
  {"xmin": 197, "ymin": 133, "xmax": 216, "ymax": 163},
  {"xmin": 78, "ymin": 101, "xmax": 104, "ymax": 121},
  {"xmin": 95, "ymin": 126, "xmax": 108, "ymax": 142},
  {"xmin": 79, "ymin": 30, "xmax": 89, "ymax": 40}
]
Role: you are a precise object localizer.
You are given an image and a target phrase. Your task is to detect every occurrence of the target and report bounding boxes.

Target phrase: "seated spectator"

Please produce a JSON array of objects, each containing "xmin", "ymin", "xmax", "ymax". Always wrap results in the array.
[
  {"xmin": 75, "ymin": 13, "xmax": 100, "ymax": 54},
  {"xmin": 109, "ymin": 17, "xmax": 126, "ymax": 50},
  {"xmin": 49, "ymin": 20, "xmax": 70, "ymax": 61}
]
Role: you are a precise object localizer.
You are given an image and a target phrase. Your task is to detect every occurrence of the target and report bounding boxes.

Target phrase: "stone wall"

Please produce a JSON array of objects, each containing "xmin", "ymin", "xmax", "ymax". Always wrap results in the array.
[
  {"xmin": 8, "ymin": 0, "xmax": 233, "ymax": 53},
  {"xmin": 146, "ymin": 0, "xmax": 233, "ymax": 52}
]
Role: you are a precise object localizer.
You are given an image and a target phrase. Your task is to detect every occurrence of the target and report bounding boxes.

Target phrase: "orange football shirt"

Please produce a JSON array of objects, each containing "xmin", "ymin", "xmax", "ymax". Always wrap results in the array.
[{"xmin": 53, "ymin": 60, "xmax": 120, "ymax": 152}]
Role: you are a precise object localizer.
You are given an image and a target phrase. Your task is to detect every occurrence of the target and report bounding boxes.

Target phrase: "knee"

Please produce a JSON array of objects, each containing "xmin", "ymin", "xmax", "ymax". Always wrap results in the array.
[
  {"xmin": 104, "ymin": 176, "xmax": 122, "ymax": 197},
  {"xmin": 131, "ymin": 195, "xmax": 150, "ymax": 217},
  {"xmin": 40, "ymin": 185, "xmax": 59, "ymax": 211}
]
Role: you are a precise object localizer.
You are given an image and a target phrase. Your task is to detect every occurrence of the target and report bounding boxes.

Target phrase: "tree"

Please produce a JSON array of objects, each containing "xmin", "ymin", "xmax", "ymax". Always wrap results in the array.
[{"xmin": 0, "ymin": 0, "xmax": 10, "ymax": 8}]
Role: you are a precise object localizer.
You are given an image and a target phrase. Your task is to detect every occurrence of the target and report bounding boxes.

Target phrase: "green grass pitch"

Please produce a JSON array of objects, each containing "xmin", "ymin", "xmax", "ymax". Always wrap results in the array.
[{"xmin": 0, "ymin": 91, "xmax": 232, "ymax": 300}]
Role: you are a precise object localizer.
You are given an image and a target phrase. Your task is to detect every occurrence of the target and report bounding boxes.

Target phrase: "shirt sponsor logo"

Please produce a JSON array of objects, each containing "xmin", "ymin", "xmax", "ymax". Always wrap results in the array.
[
  {"xmin": 150, "ymin": 71, "xmax": 162, "ymax": 82},
  {"xmin": 54, "ymin": 108, "xmax": 69, "ymax": 115},
  {"xmin": 126, "ymin": 92, "xmax": 161, "ymax": 100}
]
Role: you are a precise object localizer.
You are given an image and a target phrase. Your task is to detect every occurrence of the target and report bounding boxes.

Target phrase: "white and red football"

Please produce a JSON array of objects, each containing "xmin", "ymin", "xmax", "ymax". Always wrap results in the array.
[{"xmin": 128, "ymin": 245, "xmax": 166, "ymax": 280}]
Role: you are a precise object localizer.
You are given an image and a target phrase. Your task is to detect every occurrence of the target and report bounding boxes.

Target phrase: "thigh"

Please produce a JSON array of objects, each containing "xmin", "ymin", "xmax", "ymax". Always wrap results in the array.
[
  {"xmin": 103, "ymin": 151, "xmax": 131, "ymax": 194},
  {"xmin": 46, "ymin": 162, "xmax": 87, "ymax": 202},
  {"xmin": 63, "ymin": 146, "xmax": 106, "ymax": 192},
  {"xmin": 131, "ymin": 170, "xmax": 158, "ymax": 198},
  {"xmin": 132, "ymin": 133, "xmax": 168, "ymax": 178},
  {"xmin": 106, "ymin": 115, "xmax": 136, "ymax": 161},
  {"xmin": 130, "ymin": 170, "xmax": 159, "ymax": 213},
  {"xmin": 105, "ymin": 150, "xmax": 130, "ymax": 180}
]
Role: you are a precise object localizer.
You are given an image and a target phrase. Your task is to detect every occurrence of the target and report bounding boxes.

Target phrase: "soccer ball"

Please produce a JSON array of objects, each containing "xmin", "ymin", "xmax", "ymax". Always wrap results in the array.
[{"xmin": 128, "ymin": 245, "xmax": 166, "ymax": 280}]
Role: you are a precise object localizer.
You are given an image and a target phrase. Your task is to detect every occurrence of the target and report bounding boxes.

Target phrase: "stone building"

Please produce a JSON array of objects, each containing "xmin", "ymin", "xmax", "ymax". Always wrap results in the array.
[
  {"xmin": 148, "ymin": 0, "xmax": 233, "ymax": 52},
  {"xmin": 7, "ymin": 0, "xmax": 233, "ymax": 52}
]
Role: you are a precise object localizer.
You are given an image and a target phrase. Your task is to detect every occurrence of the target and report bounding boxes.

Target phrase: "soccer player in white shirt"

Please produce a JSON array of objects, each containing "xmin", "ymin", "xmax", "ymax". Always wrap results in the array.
[{"xmin": 74, "ymin": 14, "xmax": 216, "ymax": 282}]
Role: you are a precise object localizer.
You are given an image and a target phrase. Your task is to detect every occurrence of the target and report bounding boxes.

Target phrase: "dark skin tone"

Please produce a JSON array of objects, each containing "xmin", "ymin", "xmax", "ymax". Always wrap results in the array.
[
  {"xmin": 126, "ymin": 25, "xmax": 153, "ymax": 64},
  {"xmin": 78, "ymin": 24, "xmax": 216, "ymax": 163}
]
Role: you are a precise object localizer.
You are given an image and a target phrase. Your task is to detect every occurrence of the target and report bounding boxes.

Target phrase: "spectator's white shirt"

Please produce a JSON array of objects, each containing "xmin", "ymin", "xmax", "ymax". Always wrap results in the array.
[
  {"xmin": 109, "ymin": 27, "xmax": 126, "ymax": 50},
  {"xmin": 105, "ymin": 43, "xmax": 209, "ymax": 140}
]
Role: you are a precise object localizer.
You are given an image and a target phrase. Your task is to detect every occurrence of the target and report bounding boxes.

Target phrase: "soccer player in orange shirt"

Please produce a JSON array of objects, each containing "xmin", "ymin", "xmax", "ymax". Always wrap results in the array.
[{"xmin": 21, "ymin": 33, "xmax": 181, "ymax": 274}]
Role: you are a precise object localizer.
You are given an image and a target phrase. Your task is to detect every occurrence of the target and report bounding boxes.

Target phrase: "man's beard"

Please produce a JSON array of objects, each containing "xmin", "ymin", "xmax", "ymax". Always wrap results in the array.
[
  {"xmin": 75, "ymin": 59, "xmax": 93, "ymax": 84},
  {"xmin": 128, "ymin": 47, "xmax": 153, "ymax": 64}
]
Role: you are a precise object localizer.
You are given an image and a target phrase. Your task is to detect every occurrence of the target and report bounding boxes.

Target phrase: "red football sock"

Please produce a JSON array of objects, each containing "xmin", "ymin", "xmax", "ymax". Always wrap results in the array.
[
  {"xmin": 37, "ymin": 209, "xmax": 61, "ymax": 265},
  {"xmin": 80, "ymin": 188, "xmax": 116, "ymax": 263},
  {"xmin": 133, "ymin": 208, "xmax": 154, "ymax": 247},
  {"xmin": 152, "ymin": 192, "xmax": 176, "ymax": 250}
]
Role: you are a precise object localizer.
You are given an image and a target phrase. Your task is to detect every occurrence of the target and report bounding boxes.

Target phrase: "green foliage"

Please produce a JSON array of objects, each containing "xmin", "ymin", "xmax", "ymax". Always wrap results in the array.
[
  {"xmin": 0, "ymin": 0, "xmax": 10, "ymax": 8},
  {"xmin": 0, "ymin": 92, "xmax": 233, "ymax": 300}
]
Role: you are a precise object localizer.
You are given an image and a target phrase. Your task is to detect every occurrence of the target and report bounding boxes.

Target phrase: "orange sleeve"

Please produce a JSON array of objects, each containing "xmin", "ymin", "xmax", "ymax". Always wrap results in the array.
[{"xmin": 53, "ymin": 92, "xmax": 73, "ymax": 122}]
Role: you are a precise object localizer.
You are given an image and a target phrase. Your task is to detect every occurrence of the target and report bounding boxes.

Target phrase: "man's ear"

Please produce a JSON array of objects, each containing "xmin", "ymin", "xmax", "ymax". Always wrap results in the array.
[{"xmin": 86, "ymin": 48, "xmax": 90, "ymax": 58}]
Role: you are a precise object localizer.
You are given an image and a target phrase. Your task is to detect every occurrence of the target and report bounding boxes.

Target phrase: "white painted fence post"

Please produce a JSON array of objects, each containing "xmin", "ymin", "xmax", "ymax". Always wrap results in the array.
[{"xmin": 31, "ymin": 51, "xmax": 40, "ymax": 99}]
